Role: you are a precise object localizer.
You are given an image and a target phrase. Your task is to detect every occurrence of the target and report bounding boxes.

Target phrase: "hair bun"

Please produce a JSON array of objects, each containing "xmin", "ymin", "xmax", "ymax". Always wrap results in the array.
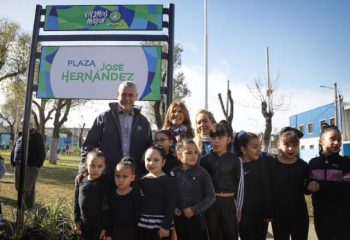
[{"xmin": 121, "ymin": 157, "xmax": 135, "ymax": 164}]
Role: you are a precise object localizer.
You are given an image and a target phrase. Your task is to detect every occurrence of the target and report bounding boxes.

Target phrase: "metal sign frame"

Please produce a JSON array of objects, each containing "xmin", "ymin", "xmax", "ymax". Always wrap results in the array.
[{"xmin": 18, "ymin": 4, "xmax": 174, "ymax": 224}]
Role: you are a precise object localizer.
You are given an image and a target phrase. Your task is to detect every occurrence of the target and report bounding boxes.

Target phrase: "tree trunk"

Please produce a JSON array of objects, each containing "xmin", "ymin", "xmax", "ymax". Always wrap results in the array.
[
  {"xmin": 49, "ymin": 99, "xmax": 72, "ymax": 164},
  {"xmin": 78, "ymin": 123, "xmax": 86, "ymax": 148},
  {"xmin": 227, "ymin": 89, "xmax": 234, "ymax": 125},
  {"xmin": 49, "ymin": 136, "xmax": 59, "ymax": 164},
  {"xmin": 261, "ymin": 101, "xmax": 274, "ymax": 152},
  {"xmin": 153, "ymin": 100, "xmax": 163, "ymax": 129},
  {"xmin": 263, "ymin": 117, "xmax": 272, "ymax": 152},
  {"xmin": 33, "ymin": 99, "xmax": 55, "ymax": 139},
  {"xmin": 218, "ymin": 89, "xmax": 234, "ymax": 126}
]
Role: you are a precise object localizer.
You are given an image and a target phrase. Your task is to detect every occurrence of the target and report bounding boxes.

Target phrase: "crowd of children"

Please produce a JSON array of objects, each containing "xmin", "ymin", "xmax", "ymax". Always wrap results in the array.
[{"xmin": 74, "ymin": 100, "xmax": 350, "ymax": 240}]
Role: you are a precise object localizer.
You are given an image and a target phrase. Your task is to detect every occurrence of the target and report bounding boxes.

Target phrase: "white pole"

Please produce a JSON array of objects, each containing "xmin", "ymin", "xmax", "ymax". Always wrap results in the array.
[
  {"xmin": 266, "ymin": 47, "xmax": 272, "ymax": 112},
  {"xmin": 204, "ymin": 0, "xmax": 208, "ymax": 110},
  {"xmin": 334, "ymin": 82, "xmax": 339, "ymax": 127}
]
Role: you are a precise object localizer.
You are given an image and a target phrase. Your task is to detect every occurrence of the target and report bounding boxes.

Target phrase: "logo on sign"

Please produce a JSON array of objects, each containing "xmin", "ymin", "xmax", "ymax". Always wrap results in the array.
[{"xmin": 109, "ymin": 11, "xmax": 122, "ymax": 23}]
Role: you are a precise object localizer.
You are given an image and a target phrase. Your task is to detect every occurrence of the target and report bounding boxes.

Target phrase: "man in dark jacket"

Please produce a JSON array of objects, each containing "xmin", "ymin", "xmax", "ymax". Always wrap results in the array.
[
  {"xmin": 78, "ymin": 81, "xmax": 152, "ymax": 178},
  {"xmin": 11, "ymin": 120, "xmax": 46, "ymax": 209}
]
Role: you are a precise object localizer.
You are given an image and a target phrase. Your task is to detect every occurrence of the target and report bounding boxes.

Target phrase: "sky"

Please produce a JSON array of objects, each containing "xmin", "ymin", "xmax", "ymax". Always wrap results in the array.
[{"xmin": 1, "ymin": 0, "xmax": 350, "ymax": 133}]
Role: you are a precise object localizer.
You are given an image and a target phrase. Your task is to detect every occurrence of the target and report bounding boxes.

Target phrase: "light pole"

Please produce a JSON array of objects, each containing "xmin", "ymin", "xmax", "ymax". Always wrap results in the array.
[
  {"xmin": 319, "ymin": 83, "xmax": 339, "ymax": 127},
  {"xmin": 204, "ymin": 0, "xmax": 208, "ymax": 110}
]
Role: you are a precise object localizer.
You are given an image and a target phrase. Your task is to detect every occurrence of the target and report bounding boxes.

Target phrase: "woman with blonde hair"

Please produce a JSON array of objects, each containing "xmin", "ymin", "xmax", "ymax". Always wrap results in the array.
[{"xmin": 193, "ymin": 109, "xmax": 216, "ymax": 155}]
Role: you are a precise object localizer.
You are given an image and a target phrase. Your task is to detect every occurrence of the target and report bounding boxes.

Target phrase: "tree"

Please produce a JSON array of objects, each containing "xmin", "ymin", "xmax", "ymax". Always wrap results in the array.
[
  {"xmin": 0, "ymin": 78, "xmax": 26, "ymax": 142},
  {"xmin": 218, "ymin": 81, "xmax": 234, "ymax": 126},
  {"xmin": 0, "ymin": 18, "xmax": 30, "ymax": 83},
  {"xmin": 78, "ymin": 122, "xmax": 86, "ymax": 148},
  {"xmin": 142, "ymin": 42, "xmax": 190, "ymax": 129},
  {"xmin": 32, "ymin": 99, "xmax": 55, "ymax": 137},
  {"xmin": 48, "ymin": 99, "xmax": 88, "ymax": 164},
  {"xmin": 248, "ymin": 77, "xmax": 287, "ymax": 151},
  {"xmin": 0, "ymin": 18, "xmax": 30, "ymax": 143}
]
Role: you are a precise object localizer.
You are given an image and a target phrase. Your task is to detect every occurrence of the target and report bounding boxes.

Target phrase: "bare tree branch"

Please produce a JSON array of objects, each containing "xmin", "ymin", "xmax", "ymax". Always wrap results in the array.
[
  {"xmin": 218, "ymin": 84, "xmax": 234, "ymax": 125},
  {"xmin": 219, "ymin": 93, "xmax": 228, "ymax": 120},
  {"xmin": 0, "ymin": 70, "xmax": 26, "ymax": 82},
  {"xmin": 247, "ymin": 73, "xmax": 288, "ymax": 151}
]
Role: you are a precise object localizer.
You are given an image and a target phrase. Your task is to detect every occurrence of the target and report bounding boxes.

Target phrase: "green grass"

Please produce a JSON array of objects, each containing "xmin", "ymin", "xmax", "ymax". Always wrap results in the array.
[{"xmin": 0, "ymin": 151, "xmax": 80, "ymax": 224}]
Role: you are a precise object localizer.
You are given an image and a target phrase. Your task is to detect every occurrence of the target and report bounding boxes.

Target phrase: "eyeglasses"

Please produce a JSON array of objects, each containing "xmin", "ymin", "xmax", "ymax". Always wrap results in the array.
[{"xmin": 154, "ymin": 138, "xmax": 170, "ymax": 143}]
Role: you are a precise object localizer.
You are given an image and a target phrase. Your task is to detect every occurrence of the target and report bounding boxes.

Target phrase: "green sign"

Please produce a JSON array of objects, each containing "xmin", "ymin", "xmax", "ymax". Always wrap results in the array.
[{"xmin": 45, "ymin": 5, "xmax": 163, "ymax": 31}]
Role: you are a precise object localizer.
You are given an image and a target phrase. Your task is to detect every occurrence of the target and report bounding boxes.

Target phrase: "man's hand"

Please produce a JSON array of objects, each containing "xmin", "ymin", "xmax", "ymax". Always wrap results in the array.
[{"xmin": 75, "ymin": 172, "xmax": 87, "ymax": 185}]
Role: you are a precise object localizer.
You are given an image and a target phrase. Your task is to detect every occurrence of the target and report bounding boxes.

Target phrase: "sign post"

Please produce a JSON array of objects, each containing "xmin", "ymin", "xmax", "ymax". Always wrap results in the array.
[{"xmin": 18, "ymin": 3, "xmax": 174, "ymax": 225}]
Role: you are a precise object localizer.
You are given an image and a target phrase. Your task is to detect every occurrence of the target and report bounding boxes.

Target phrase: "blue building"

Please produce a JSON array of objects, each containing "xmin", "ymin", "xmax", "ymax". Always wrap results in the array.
[
  {"xmin": 0, "ymin": 124, "xmax": 11, "ymax": 149},
  {"xmin": 289, "ymin": 102, "xmax": 350, "ymax": 161},
  {"xmin": 44, "ymin": 127, "xmax": 89, "ymax": 152},
  {"xmin": 0, "ymin": 133, "xmax": 10, "ymax": 149}
]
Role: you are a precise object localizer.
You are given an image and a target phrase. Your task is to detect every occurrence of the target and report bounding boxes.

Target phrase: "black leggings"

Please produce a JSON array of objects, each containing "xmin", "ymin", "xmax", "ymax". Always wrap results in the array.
[
  {"xmin": 81, "ymin": 222, "xmax": 102, "ymax": 240},
  {"xmin": 239, "ymin": 214, "xmax": 268, "ymax": 240},
  {"xmin": 175, "ymin": 214, "xmax": 205, "ymax": 240},
  {"xmin": 271, "ymin": 209, "xmax": 309, "ymax": 240},
  {"xmin": 314, "ymin": 211, "xmax": 350, "ymax": 240},
  {"xmin": 205, "ymin": 196, "xmax": 238, "ymax": 240}
]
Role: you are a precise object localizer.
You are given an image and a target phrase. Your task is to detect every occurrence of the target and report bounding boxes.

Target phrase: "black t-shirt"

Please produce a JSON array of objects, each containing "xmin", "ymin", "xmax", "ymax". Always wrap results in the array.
[
  {"xmin": 242, "ymin": 159, "xmax": 272, "ymax": 218},
  {"xmin": 106, "ymin": 187, "xmax": 141, "ymax": 235},
  {"xmin": 74, "ymin": 176, "xmax": 109, "ymax": 224},
  {"xmin": 200, "ymin": 151, "xmax": 241, "ymax": 194},
  {"xmin": 267, "ymin": 156, "xmax": 309, "ymax": 216}
]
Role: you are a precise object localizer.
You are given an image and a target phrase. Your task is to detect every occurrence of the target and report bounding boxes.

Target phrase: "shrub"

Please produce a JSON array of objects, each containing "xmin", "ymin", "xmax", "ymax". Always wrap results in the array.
[{"xmin": 4, "ymin": 198, "xmax": 75, "ymax": 240}]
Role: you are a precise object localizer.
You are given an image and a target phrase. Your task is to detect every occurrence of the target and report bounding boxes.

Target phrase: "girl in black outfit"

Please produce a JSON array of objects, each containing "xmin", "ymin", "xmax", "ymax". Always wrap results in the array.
[
  {"xmin": 138, "ymin": 145, "xmax": 177, "ymax": 240},
  {"xmin": 106, "ymin": 157, "xmax": 141, "ymax": 240},
  {"xmin": 233, "ymin": 131, "xmax": 272, "ymax": 240},
  {"xmin": 154, "ymin": 130, "xmax": 179, "ymax": 174},
  {"xmin": 74, "ymin": 150, "xmax": 108, "ymax": 240},
  {"xmin": 308, "ymin": 124, "xmax": 350, "ymax": 240},
  {"xmin": 200, "ymin": 120, "xmax": 243, "ymax": 240},
  {"xmin": 268, "ymin": 127, "xmax": 309, "ymax": 240}
]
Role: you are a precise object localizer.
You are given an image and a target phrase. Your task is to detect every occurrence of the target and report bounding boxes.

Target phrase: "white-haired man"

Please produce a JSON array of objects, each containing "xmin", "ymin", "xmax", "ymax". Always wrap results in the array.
[{"xmin": 78, "ymin": 81, "xmax": 152, "ymax": 178}]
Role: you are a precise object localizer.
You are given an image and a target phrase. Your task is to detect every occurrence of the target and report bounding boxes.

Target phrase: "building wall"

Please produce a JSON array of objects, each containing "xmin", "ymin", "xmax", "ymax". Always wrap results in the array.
[
  {"xmin": 289, "ymin": 103, "xmax": 335, "ymax": 138},
  {"xmin": 343, "ymin": 141, "xmax": 350, "ymax": 156},
  {"xmin": 289, "ymin": 103, "xmax": 350, "ymax": 159},
  {"xmin": 342, "ymin": 107, "xmax": 350, "ymax": 140},
  {"xmin": 299, "ymin": 137, "xmax": 319, "ymax": 161}
]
